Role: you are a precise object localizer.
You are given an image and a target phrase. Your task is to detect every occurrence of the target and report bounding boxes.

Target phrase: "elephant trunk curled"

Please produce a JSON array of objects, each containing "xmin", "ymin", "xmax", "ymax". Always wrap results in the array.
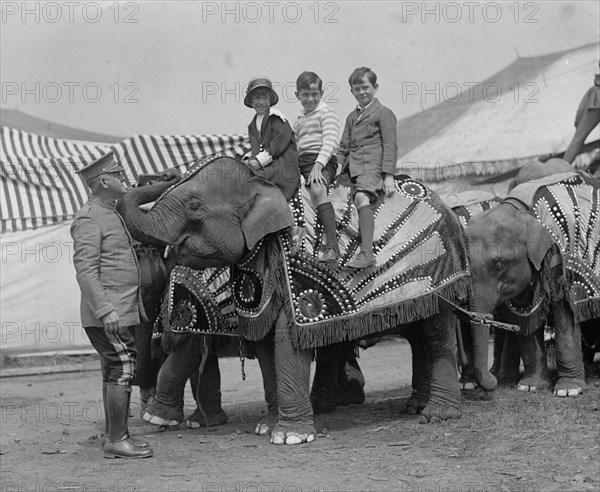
[{"xmin": 117, "ymin": 180, "xmax": 185, "ymax": 247}]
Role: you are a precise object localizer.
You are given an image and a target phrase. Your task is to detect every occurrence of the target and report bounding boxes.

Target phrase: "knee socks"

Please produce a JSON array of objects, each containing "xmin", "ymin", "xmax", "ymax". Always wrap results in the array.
[
  {"xmin": 317, "ymin": 202, "xmax": 338, "ymax": 250},
  {"xmin": 357, "ymin": 205, "xmax": 375, "ymax": 254}
]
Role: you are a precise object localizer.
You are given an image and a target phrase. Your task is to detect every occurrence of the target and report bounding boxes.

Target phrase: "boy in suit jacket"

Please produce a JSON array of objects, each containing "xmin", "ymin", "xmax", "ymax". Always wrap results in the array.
[{"xmin": 338, "ymin": 67, "xmax": 398, "ymax": 269}]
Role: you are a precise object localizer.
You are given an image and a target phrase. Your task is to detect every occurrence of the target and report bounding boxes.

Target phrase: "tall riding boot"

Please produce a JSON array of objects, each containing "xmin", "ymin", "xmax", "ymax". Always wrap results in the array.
[{"xmin": 103, "ymin": 385, "xmax": 153, "ymax": 459}]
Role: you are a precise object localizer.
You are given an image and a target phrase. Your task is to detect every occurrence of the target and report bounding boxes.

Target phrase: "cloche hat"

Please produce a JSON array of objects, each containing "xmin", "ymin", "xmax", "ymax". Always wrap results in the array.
[{"xmin": 244, "ymin": 76, "xmax": 279, "ymax": 108}]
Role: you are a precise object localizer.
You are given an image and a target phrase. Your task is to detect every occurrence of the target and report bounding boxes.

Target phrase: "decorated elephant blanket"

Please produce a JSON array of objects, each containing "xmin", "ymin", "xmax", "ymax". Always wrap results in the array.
[
  {"xmin": 235, "ymin": 174, "xmax": 470, "ymax": 348},
  {"xmin": 508, "ymin": 172, "xmax": 600, "ymax": 324},
  {"xmin": 157, "ymin": 169, "xmax": 470, "ymax": 350},
  {"xmin": 450, "ymin": 173, "xmax": 600, "ymax": 333}
]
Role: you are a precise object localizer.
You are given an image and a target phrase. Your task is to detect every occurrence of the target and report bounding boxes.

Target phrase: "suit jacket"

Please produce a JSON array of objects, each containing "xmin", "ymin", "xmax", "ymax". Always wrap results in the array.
[
  {"xmin": 248, "ymin": 111, "xmax": 300, "ymax": 201},
  {"xmin": 70, "ymin": 195, "xmax": 147, "ymax": 328},
  {"xmin": 337, "ymin": 98, "xmax": 397, "ymax": 178}
]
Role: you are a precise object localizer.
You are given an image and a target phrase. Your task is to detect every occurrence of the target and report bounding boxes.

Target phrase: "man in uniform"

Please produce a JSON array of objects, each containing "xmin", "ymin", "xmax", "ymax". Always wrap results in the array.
[{"xmin": 70, "ymin": 152, "xmax": 153, "ymax": 459}]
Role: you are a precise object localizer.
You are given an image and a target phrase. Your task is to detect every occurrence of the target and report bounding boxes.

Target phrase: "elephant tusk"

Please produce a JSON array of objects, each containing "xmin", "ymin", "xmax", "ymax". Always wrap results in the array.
[{"xmin": 163, "ymin": 245, "xmax": 172, "ymax": 259}]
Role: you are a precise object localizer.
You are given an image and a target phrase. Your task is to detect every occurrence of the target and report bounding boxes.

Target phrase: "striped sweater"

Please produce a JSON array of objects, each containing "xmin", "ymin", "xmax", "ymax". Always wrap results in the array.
[{"xmin": 293, "ymin": 101, "xmax": 341, "ymax": 166}]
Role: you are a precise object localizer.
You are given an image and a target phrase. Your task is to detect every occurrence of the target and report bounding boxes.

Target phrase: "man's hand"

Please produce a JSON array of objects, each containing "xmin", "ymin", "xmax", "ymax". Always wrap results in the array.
[
  {"xmin": 307, "ymin": 162, "xmax": 327, "ymax": 188},
  {"xmin": 102, "ymin": 310, "xmax": 127, "ymax": 337},
  {"xmin": 161, "ymin": 168, "xmax": 182, "ymax": 183},
  {"xmin": 383, "ymin": 173, "xmax": 395, "ymax": 198}
]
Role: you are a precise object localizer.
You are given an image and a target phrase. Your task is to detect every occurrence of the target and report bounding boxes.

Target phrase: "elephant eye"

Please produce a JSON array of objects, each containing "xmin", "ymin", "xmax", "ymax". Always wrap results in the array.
[{"xmin": 189, "ymin": 200, "xmax": 202, "ymax": 211}]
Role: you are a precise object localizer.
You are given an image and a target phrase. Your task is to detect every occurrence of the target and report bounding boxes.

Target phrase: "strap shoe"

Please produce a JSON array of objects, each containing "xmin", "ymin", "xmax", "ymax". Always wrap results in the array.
[
  {"xmin": 319, "ymin": 246, "xmax": 339, "ymax": 263},
  {"xmin": 346, "ymin": 250, "xmax": 376, "ymax": 269}
]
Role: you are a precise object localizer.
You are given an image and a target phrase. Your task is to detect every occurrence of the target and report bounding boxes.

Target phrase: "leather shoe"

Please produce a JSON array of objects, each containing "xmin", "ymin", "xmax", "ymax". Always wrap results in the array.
[
  {"xmin": 346, "ymin": 251, "xmax": 376, "ymax": 269},
  {"xmin": 104, "ymin": 438, "xmax": 153, "ymax": 459},
  {"xmin": 319, "ymin": 246, "xmax": 339, "ymax": 263},
  {"xmin": 127, "ymin": 433, "xmax": 150, "ymax": 448}
]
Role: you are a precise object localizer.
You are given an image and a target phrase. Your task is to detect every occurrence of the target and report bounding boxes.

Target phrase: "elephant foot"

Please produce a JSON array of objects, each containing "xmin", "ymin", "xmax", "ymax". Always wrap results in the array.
[
  {"xmin": 554, "ymin": 378, "xmax": 586, "ymax": 397},
  {"xmin": 139, "ymin": 387, "xmax": 156, "ymax": 416},
  {"xmin": 405, "ymin": 393, "xmax": 428, "ymax": 415},
  {"xmin": 517, "ymin": 375, "xmax": 550, "ymax": 393},
  {"xmin": 270, "ymin": 424, "xmax": 316, "ymax": 445},
  {"xmin": 496, "ymin": 373, "xmax": 520, "ymax": 387},
  {"xmin": 142, "ymin": 400, "xmax": 183, "ymax": 427},
  {"xmin": 419, "ymin": 404, "xmax": 462, "ymax": 423},
  {"xmin": 459, "ymin": 372, "xmax": 478, "ymax": 390},
  {"xmin": 254, "ymin": 422, "xmax": 272, "ymax": 436},
  {"xmin": 186, "ymin": 406, "xmax": 228, "ymax": 429},
  {"xmin": 311, "ymin": 396, "xmax": 337, "ymax": 415}
]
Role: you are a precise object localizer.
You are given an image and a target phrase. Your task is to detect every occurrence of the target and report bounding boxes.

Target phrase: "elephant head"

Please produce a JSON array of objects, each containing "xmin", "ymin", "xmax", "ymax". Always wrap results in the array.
[
  {"xmin": 117, "ymin": 156, "xmax": 294, "ymax": 269},
  {"xmin": 465, "ymin": 199, "xmax": 557, "ymax": 391}
]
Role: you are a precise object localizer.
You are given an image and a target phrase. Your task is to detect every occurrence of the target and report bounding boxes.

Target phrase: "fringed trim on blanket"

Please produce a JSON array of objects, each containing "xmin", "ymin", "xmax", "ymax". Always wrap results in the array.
[
  {"xmin": 236, "ymin": 235, "xmax": 289, "ymax": 341},
  {"xmin": 574, "ymin": 298, "xmax": 600, "ymax": 323},
  {"xmin": 292, "ymin": 274, "xmax": 471, "ymax": 349}
]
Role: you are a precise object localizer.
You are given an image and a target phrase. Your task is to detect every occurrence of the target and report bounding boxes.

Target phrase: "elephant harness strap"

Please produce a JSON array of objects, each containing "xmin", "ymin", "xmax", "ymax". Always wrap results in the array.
[{"xmin": 438, "ymin": 295, "xmax": 520, "ymax": 333}]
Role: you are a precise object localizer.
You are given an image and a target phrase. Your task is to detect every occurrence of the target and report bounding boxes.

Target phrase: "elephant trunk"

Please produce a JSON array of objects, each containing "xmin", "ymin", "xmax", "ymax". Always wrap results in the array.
[
  {"xmin": 469, "ymin": 296, "xmax": 498, "ymax": 391},
  {"xmin": 117, "ymin": 181, "xmax": 185, "ymax": 247}
]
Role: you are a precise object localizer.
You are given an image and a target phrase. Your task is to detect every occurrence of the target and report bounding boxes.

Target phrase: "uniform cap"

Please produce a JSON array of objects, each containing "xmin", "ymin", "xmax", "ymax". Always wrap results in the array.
[{"xmin": 76, "ymin": 152, "xmax": 124, "ymax": 182}]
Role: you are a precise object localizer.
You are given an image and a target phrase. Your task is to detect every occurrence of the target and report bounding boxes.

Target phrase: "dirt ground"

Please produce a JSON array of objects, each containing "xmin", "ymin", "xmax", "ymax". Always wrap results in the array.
[{"xmin": 1, "ymin": 338, "xmax": 599, "ymax": 492}]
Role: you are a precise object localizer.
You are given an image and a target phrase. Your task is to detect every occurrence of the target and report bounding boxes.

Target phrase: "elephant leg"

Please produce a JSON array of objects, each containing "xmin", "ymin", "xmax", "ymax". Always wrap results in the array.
[
  {"xmin": 144, "ymin": 340, "xmax": 202, "ymax": 426},
  {"xmin": 490, "ymin": 328, "xmax": 504, "ymax": 377},
  {"xmin": 133, "ymin": 322, "xmax": 161, "ymax": 416},
  {"xmin": 419, "ymin": 313, "xmax": 462, "ymax": 423},
  {"xmin": 254, "ymin": 335, "xmax": 278, "ymax": 436},
  {"xmin": 186, "ymin": 353, "xmax": 228, "ymax": 428},
  {"xmin": 271, "ymin": 309, "xmax": 316, "ymax": 445},
  {"xmin": 496, "ymin": 331, "xmax": 521, "ymax": 386},
  {"xmin": 404, "ymin": 324, "xmax": 431, "ymax": 414},
  {"xmin": 310, "ymin": 343, "xmax": 341, "ymax": 414},
  {"xmin": 553, "ymin": 304, "xmax": 586, "ymax": 397},
  {"xmin": 336, "ymin": 342, "xmax": 365, "ymax": 407},
  {"xmin": 517, "ymin": 329, "xmax": 550, "ymax": 392}
]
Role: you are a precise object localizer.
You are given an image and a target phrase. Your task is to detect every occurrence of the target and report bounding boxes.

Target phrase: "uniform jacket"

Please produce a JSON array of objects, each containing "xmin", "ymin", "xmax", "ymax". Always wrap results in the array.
[
  {"xmin": 70, "ymin": 195, "xmax": 147, "ymax": 328},
  {"xmin": 337, "ymin": 98, "xmax": 398, "ymax": 178},
  {"xmin": 248, "ymin": 111, "xmax": 300, "ymax": 201}
]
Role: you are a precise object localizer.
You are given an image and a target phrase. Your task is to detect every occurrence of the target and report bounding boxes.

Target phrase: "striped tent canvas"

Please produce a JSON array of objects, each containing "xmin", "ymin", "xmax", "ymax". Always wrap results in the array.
[{"xmin": 0, "ymin": 126, "xmax": 250, "ymax": 233}]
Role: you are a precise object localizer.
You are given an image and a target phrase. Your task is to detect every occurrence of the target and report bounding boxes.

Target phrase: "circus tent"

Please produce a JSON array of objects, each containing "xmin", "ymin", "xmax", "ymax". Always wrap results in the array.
[
  {"xmin": 1, "ymin": 116, "xmax": 249, "ymax": 354},
  {"xmin": 395, "ymin": 42, "xmax": 599, "ymax": 197}
]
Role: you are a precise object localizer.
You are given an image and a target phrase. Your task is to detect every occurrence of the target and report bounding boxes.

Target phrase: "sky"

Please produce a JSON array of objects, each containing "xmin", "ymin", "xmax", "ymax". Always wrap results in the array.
[{"xmin": 1, "ymin": 1, "xmax": 599, "ymax": 137}]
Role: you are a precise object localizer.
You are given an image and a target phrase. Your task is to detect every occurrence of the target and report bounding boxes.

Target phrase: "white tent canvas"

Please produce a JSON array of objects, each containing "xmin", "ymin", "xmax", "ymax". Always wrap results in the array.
[{"xmin": 396, "ymin": 43, "xmax": 599, "ymax": 196}]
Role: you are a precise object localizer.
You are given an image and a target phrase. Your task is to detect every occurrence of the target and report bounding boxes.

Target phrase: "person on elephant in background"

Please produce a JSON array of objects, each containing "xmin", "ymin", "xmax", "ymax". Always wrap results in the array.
[
  {"xmin": 338, "ymin": 67, "xmax": 398, "ymax": 269},
  {"xmin": 70, "ymin": 152, "xmax": 153, "ymax": 459},
  {"xmin": 243, "ymin": 76, "xmax": 305, "ymax": 255},
  {"xmin": 562, "ymin": 62, "xmax": 600, "ymax": 165},
  {"xmin": 293, "ymin": 71, "xmax": 342, "ymax": 263}
]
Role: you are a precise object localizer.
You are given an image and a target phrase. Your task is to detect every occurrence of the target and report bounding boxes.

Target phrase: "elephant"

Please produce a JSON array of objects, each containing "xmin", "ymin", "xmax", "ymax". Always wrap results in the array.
[
  {"xmin": 129, "ymin": 179, "xmax": 366, "ymax": 429},
  {"xmin": 453, "ymin": 172, "xmax": 600, "ymax": 397},
  {"xmin": 116, "ymin": 155, "xmax": 470, "ymax": 444}
]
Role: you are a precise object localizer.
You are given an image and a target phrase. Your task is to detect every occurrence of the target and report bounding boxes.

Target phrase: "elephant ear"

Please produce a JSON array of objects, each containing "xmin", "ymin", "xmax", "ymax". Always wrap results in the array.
[
  {"xmin": 519, "ymin": 211, "xmax": 556, "ymax": 271},
  {"xmin": 241, "ymin": 176, "xmax": 295, "ymax": 251}
]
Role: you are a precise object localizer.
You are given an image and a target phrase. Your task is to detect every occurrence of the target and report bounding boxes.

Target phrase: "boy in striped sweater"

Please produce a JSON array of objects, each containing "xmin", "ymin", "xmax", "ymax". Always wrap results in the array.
[{"xmin": 293, "ymin": 71, "xmax": 341, "ymax": 263}]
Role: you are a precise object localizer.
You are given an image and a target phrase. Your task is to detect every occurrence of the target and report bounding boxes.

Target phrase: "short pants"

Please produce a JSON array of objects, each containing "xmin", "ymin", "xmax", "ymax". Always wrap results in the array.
[
  {"xmin": 298, "ymin": 153, "xmax": 338, "ymax": 187},
  {"xmin": 350, "ymin": 171, "xmax": 384, "ymax": 205}
]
